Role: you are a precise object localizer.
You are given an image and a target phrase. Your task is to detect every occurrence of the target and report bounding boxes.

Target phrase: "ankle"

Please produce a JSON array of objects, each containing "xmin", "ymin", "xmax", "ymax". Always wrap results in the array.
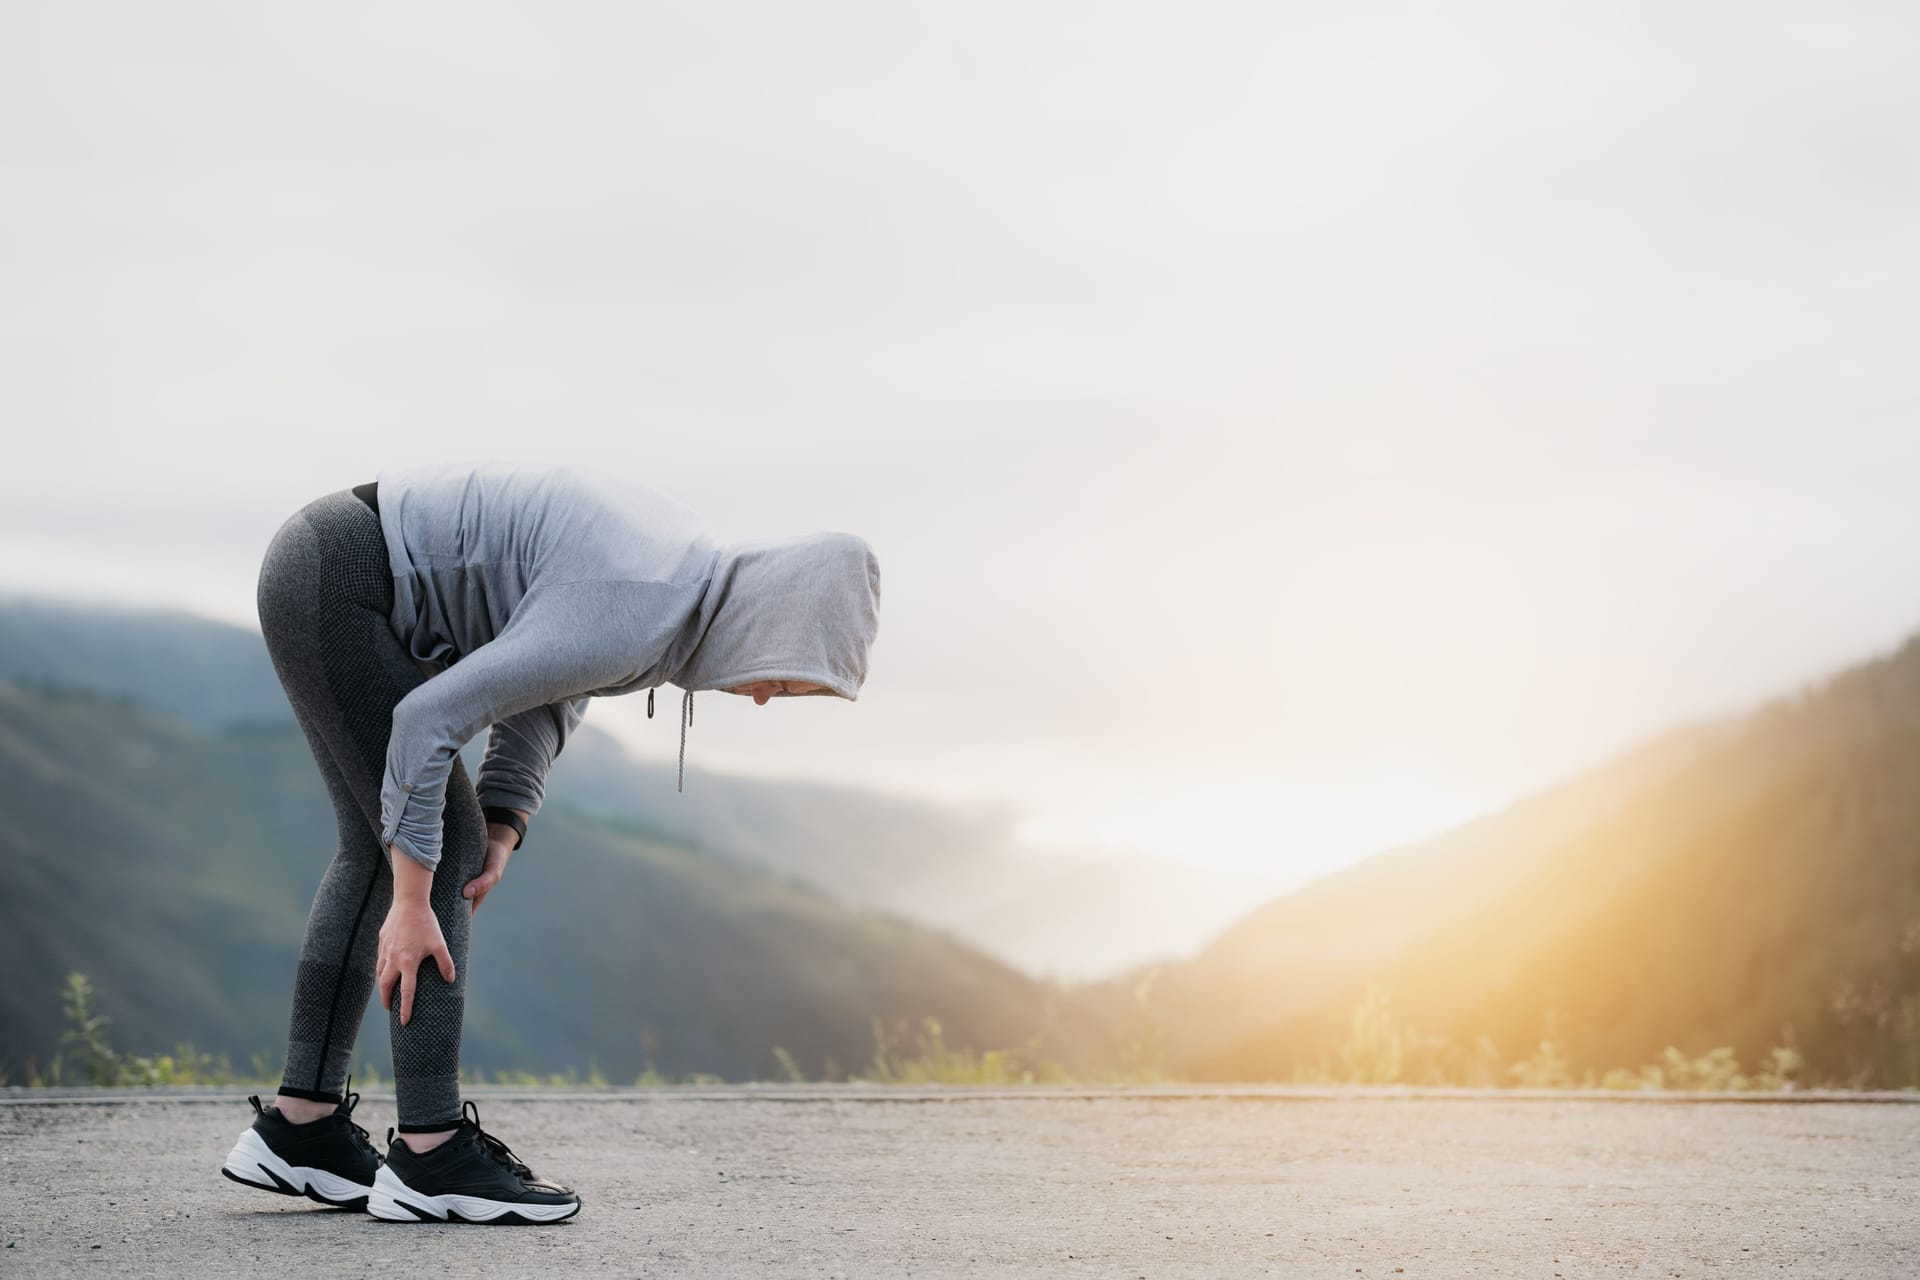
[
  {"xmin": 399, "ymin": 1125, "xmax": 460, "ymax": 1154},
  {"xmin": 272, "ymin": 1094, "xmax": 337, "ymax": 1125}
]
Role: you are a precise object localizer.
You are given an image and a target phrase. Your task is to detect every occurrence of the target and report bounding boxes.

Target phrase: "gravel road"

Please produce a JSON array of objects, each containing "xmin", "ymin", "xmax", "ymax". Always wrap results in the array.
[{"xmin": 2, "ymin": 1085, "xmax": 1915, "ymax": 1277}]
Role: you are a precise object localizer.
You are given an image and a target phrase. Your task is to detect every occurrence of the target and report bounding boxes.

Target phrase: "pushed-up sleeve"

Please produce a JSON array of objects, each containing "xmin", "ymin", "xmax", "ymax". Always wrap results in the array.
[
  {"xmin": 379, "ymin": 581, "xmax": 627, "ymax": 871},
  {"xmin": 475, "ymin": 696, "xmax": 591, "ymax": 820}
]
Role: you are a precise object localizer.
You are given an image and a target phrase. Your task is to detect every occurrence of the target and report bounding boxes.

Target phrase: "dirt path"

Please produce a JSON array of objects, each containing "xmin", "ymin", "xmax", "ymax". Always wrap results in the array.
[{"xmin": 3, "ymin": 1086, "xmax": 1915, "ymax": 1276}]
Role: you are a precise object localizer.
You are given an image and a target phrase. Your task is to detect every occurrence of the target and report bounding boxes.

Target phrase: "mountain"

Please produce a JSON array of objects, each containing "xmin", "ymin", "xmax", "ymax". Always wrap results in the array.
[
  {"xmin": 25, "ymin": 592, "xmax": 1916, "ymax": 1089},
  {"xmin": 0, "ymin": 677, "xmax": 1113, "ymax": 1082},
  {"xmin": 0, "ymin": 593, "xmax": 288, "ymax": 730},
  {"xmin": 547, "ymin": 736, "xmax": 1264, "ymax": 979},
  {"xmin": 1098, "ymin": 634, "xmax": 1920, "ymax": 1087},
  {"xmin": 0, "ymin": 596, "xmax": 1246, "ymax": 977}
]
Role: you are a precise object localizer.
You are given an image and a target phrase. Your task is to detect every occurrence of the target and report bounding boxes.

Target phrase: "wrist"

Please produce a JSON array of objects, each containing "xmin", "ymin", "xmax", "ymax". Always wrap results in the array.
[
  {"xmin": 482, "ymin": 806, "xmax": 528, "ymax": 851},
  {"xmin": 388, "ymin": 844, "xmax": 435, "ymax": 905}
]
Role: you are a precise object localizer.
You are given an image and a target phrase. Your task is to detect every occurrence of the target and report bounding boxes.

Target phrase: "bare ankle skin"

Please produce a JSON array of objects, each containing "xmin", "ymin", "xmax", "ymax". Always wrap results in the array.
[
  {"xmin": 398, "ymin": 1127, "xmax": 459, "ymax": 1154},
  {"xmin": 273, "ymin": 1095, "xmax": 336, "ymax": 1124}
]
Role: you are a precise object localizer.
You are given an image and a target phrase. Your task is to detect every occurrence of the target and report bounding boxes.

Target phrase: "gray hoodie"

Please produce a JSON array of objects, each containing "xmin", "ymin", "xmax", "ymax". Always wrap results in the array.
[{"xmin": 371, "ymin": 460, "xmax": 882, "ymax": 871}]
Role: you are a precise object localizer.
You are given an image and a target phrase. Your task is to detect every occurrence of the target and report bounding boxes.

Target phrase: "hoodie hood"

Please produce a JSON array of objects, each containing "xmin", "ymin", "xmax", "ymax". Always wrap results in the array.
[{"xmin": 650, "ymin": 529, "xmax": 882, "ymax": 790}]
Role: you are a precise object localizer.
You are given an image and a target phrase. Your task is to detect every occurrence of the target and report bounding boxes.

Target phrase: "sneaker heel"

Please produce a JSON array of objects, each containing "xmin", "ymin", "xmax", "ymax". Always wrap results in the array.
[
  {"xmin": 367, "ymin": 1168, "xmax": 444, "ymax": 1222},
  {"xmin": 367, "ymin": 1190, "xmax": 439, "ymax": 1221}
]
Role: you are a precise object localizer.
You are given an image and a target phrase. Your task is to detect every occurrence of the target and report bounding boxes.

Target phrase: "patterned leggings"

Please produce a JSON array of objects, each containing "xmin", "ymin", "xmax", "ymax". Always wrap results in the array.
[{"xmin": 254, "ymin": 487, "xmax": 487, "ymax": 1130}]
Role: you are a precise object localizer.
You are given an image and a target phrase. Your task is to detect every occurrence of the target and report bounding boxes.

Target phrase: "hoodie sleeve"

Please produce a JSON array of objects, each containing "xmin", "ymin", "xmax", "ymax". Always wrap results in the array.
[
  {"xmin": 474, "ymin": 696, "xmax": 591, "ymax": 821},
  {"xmin": 379, "ymin": 580, "xmax": 635, "ymax": 872}
]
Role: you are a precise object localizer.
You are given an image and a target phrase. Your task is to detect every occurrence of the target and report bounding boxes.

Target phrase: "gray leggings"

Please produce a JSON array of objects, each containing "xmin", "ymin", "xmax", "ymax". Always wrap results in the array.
[{"xmin": 255, "ymin": 487, "xmax": 487, "ymax": 1131}]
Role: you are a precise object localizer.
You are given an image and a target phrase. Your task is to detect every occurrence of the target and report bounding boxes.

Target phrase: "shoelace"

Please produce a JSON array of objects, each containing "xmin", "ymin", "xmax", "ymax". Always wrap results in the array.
[
  {"xmin": 337, "ymin": 1076, "xmax": 378, "ymax": 1159},
  {"xmin": 461, "ymin": 1099, "xmax": 533, "ymax": 1180}
]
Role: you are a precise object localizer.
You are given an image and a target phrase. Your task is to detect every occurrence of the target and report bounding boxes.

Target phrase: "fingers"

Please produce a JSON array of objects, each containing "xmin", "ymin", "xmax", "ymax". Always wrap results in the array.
[
  {"xmin": 381, "ymin": 916, "xmax": 458, "ymax": 1028},
  {"xmin": 466, "ymin": 850, "xmax": 506, "ymax": 913},
  {"xmin": 466, "ymin": 874, "xmax": 497, "ymax": 914},
  {"xmin": 465, "ymin": 848, "xmax": 507, "ymax": 902}
]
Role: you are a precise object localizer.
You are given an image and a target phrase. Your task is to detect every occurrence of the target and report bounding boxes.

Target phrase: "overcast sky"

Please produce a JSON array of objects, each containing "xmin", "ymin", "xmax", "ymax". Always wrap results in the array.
[{"xmin": 3, "ymin": 2, "xmax": 1916, "ymax": 891}]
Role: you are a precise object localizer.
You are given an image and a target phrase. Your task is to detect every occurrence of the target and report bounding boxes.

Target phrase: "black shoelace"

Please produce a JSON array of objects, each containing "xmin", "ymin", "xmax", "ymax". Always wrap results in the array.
[
  {"xmin": 337, "ymin": 1076, "xmax": 378, "ymax": 1159},
  {"xmin": 460, "ymin": 1099, "xmax": 533, "ymax": 1180}
]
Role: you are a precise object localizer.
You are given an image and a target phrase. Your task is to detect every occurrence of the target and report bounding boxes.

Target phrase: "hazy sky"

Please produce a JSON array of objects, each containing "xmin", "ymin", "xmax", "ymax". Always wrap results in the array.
[{"xmin": 4, "ymin": 2, "xmax": 1916, "ymax": 893}]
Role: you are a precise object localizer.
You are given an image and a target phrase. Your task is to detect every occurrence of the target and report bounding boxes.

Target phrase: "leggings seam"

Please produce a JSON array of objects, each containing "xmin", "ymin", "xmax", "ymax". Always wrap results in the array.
[{"xmin": 310, "ymin": 864, "xmax": 381, "ymax": 1096}]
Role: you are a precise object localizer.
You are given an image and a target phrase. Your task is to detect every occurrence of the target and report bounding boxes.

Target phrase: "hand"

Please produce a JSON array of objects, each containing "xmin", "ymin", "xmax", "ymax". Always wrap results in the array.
[
  {"xmin": 376, "ymin": 901, "xmax": 455, "ymax": 1026},
  {"xmin": 464, "ymin": 834, "xmax": 516, "ymax": 915}
]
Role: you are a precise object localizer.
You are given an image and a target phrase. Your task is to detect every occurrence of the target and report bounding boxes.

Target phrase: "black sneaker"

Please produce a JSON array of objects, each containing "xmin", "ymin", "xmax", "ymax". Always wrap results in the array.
[
  {"xmin": 220, "ymin": 1084, "xmax": 383, "ymax": 1209},
  {"xmin": 368, "ymin": 1100, "xmax": 582, "ymax": 1224}
]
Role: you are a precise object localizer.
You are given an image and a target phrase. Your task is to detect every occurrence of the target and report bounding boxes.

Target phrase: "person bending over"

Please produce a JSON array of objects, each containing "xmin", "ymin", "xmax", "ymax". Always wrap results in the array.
[{"xmin": 221, "ymin": 460, "xmax": 882, "ymax": 1224}]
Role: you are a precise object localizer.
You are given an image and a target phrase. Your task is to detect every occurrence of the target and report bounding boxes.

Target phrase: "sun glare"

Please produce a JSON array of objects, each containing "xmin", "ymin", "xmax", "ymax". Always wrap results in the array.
[{"xmin": 1012, "ymin": 771, "xmax": 1502, "ymax": 889}]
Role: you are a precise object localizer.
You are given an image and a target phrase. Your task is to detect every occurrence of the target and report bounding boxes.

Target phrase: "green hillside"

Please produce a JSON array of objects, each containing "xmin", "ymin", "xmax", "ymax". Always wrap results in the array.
[
  {"xmin": 0, "ymin": 679, "xmax": 1112, "ymax": 1083},
  {"xmin": 0, "ymin": 594, "xmax": 290, "ymax": 730},
  {"xmin": 0, "ymin": 596, "xmax": 1239, "ymax": 979},
  {"xmin": 15, "ymin": 593, "xmax": 1920, "ymax": 1090}
]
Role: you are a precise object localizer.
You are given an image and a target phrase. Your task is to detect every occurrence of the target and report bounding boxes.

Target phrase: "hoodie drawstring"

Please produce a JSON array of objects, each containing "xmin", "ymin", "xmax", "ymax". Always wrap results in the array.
[
  {"xmin": 647, "ymin": 687, "xmax": 695, "ymax": 793},
  {"xmin": 678, "ymin": 688, "xmax": 693, "ymax": 792}
]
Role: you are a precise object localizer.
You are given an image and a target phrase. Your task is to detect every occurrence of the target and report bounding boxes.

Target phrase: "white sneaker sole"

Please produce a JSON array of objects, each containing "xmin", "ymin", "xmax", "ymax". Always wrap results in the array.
[
  {"xmin": 366, "ymin": 1164, "xmax": 582, "ymax": 1224},
  {"xmin": 221, "ymin": 1128, "xmax": 375, "ymax": 1208}
]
